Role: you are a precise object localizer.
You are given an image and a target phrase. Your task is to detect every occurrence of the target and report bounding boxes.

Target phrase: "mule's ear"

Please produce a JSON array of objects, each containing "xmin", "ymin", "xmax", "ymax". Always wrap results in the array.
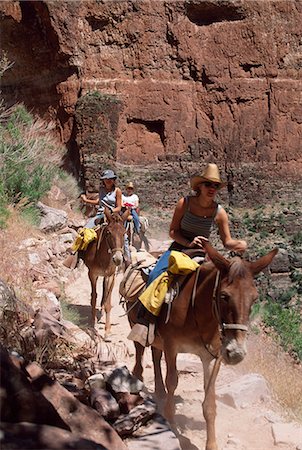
[
  {"xmin": 121, "ymin": 208, "xmax": 130, "ymax": 222},
  {"xmin": 249, "ymin": 248, "xmax": 278, "ymax": 275},
  {"xmin": 104, "ymin": 207, "xmax": 112, "ymax": 222},
  {"xmin": 203, "ymin": 241, "xmax": 230, "ymax": 272}
]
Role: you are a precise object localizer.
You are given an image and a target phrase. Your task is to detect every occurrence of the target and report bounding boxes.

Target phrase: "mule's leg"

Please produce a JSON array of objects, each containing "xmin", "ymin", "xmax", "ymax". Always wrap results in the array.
[
  {"xmin": 102, "ymin": 274, "xmax": 115, "ymax": 337},
  {"xmin": 164, "ymin": 346, "xmax": 178, "ymax": 423},
  {"xmin": 132, "ymin": 341, "xmax": 145, "ymax": 381},
  {"xmin": 202, "ymin": 355, "xmax": 222, "ymax": 450},
  {"xmin": 152, "ymin": 347, "xmax": 166, "ymax": 397},
  {"xmin": 88, "ymin": 270, "xmax": 98, "ymax": 327},
  {"xmin": 142, "ymin": 233, "xmax": 150, "ymax": 252}
]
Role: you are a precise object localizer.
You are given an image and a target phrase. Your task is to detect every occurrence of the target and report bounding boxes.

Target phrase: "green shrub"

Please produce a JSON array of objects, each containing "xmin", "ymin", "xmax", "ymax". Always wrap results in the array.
[
  {"xmin": 263, "ymin": 302, "xmax": 302, "ymax": 361},
  {"xmin": 20, "ymin": 205, "xmax": 41, "ymax": 226},
  {"xmin": 61, "ymin": 299, "xmax": 82, "ymax": 326},
  {"xmin": 291, "ymin": 270, "xmax": 302, "ymax": 294},
  {"xmin": 3, "ymin": 153, "xmax": 54, "ymax": 203},
  {"xmin": 292, "ymin": 231, "xmax": 302, "ymax": 247},
  {"xmin": 277, "ymin": 287, "xmax": 297, "ymax": 305},
  {"xmin": 0, "ymin": 103, "xmax": 69, "ymax": 224},
  {"xmin": 0, "ymin": 203, "xmax": 9, "ymax": 228}
]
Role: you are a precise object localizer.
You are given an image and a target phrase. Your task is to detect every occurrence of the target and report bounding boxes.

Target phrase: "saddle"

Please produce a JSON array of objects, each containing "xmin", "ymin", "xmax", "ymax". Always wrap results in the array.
[{"xmin": 119, "ymin": 251, "xmax": 157, "ymax": 302}]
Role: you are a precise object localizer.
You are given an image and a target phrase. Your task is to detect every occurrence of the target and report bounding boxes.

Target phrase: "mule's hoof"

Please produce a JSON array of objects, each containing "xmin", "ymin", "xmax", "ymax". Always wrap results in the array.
[{"xmin": 103, "ymin": 333, "xmax": 112, "ymax": 342}]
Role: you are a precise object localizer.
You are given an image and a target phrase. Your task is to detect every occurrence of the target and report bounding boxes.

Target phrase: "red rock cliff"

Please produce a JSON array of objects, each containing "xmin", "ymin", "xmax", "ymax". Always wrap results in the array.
[{"xmin": 1, "ymin": 0, "xmax": 301, "ymax": 198}]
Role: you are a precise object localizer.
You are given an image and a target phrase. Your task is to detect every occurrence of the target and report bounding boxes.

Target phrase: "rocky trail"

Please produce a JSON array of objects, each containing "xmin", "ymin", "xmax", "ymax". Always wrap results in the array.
[{"xmin": 65, "ymin": 242, "xmax": 302, "ymax": 450}]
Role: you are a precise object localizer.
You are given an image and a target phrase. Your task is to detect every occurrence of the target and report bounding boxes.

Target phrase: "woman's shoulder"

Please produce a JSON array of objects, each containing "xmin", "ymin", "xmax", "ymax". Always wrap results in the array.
[
  {"xmin": 215, "ymin": 204, "xmax": 227, "ymax": 220},
  {"xmin": 176, "ymin": 196, "xmax": 187, "ymax": 207}
]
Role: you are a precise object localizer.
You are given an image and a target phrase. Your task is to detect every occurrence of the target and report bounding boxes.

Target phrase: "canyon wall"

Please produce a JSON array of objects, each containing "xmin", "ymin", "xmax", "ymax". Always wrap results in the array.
[{"xmin": 1, "ymin": 0, "xmax": 301, "ymax": 202}]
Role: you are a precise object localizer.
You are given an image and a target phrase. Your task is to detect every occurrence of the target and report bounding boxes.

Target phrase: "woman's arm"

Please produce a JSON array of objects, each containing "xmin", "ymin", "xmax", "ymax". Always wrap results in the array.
[
  {"xmin": 80, "ymin": 193, "xmax": 99, "ymax": 206},
  {"xmin": 113, "ymin": 188, "xmax": 122, "ymax": 213},
  {"xmin": 216, "ymin": 207, "xmax": 247, "ymax": 253}
]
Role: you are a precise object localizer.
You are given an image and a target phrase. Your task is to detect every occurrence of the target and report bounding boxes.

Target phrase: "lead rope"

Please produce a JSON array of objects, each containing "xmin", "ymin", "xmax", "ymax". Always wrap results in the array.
[
  {"xmin": 119, "ymin": 299, "xmax": 140, "ymax": 317},
  {"xmin": 191, "ymin": 265, "xmax": 202, "ymax": 306},
  {"xmin": 97, "ymin": 225, "xmax": 106, "ymax": 251},
  {"xmin": 211, "ymin": 270, "xmax": 221, "ymax": 324},
  {"xmin": 190, "ymin": 266, "xmax": 219, "ymax": 359}
]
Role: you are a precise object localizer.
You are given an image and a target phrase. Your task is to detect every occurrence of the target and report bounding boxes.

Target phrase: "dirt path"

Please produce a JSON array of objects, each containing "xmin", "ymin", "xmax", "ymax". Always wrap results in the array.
[{"xmin": 65, "ymin": 263, "xmax": 299, "ymax": 450}]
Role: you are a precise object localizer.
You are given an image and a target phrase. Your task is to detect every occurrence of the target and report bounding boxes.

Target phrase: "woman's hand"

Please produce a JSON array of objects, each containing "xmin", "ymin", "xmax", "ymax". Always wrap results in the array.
[
  {"xmin": 80, "ymin": 194, "xmax": 88, "ymax": 203},
  {"xmin": 231, "ymin": 239, "xmax": 247, "ymax": 253},
  {"xmin": 225, "ymin": 238, "xmax": 247, "ymax": 253},
  {"xmin": 188, "ymin": 236, "xmax": 209, "ymax": 249}
]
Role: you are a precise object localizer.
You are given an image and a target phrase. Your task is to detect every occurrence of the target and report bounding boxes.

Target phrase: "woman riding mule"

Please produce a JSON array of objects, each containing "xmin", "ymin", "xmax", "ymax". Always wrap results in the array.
[
  {"xmin": 77, "ymin": 169, "xmax": 131, "ymax": 331},
  {"xmin": 81, "ymin": 169, "xmax": 122, "ymax": 227},
  {"xmin": 81, "ymin": 169, "xmax": 131, "ymax": 263},
  {"xmin": 129, "ymin": 163, "xmax": 247, "ymax": 345}
]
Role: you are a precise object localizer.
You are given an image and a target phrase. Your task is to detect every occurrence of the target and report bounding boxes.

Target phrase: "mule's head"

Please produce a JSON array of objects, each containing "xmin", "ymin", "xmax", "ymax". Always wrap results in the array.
[
  {"xmin": 204, "ymin": 242, "xmax": 278, "ymax": 365},
  {"xmin": 104, "ymin": 208, "xmax": 129, "ymax": 266}
]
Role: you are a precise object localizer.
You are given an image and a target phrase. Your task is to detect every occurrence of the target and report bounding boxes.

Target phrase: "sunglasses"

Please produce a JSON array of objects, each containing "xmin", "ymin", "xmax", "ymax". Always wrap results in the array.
[{"xmin": 203, "ymin": 181, "xmax": 221, "ymax": 190}]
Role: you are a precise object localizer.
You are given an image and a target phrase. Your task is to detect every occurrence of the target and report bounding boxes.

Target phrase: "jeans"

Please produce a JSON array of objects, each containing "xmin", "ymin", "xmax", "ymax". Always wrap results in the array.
[
  {"xmin": 124, "ymin": 233, "xmax": 131, "ymax": 260},
  {"xmin": 131, "ymin": 208, "xmax": 141, "ymax": 234},
  {"xmin": 146, "ymin": 250, "xmax": 171, "ymax": 286},
  {"xmin": 85, "ymin": 212, "xmax": 104, "ymax": 228}
]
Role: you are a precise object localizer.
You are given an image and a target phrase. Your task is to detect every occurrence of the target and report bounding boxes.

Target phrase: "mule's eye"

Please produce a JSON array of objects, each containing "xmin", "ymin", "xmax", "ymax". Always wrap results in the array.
[{"xmin": 220, "ymin": 293, "xmax": 229, "ymax": 302}]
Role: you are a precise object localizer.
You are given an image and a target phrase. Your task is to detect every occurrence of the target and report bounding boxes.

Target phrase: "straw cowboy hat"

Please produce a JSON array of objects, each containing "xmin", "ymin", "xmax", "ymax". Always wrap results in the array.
[
  {"xmin": 126, "ymin": 181, "xmax": 134, "ymax": 189},
  {"xmin": 190, "ymin": 163, "xmax": 226, "ymax": 191}
]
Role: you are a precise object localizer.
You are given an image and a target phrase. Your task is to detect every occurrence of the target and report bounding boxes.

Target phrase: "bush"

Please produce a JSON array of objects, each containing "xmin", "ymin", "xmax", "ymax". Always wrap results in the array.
[
  {"xmin": 20, "ymin": 205, "xmax": 41, "ymax": 226},
  {"xmin": 0, "ymin": 104, "xmax": 68, "ymax": 226},
  {"xmin": 263, "ymin": 302, "xmax": 302, "ymax": 361},
  {"xmin": 291, "ymin": 231, "xmax": 302, "ymax": 247}
]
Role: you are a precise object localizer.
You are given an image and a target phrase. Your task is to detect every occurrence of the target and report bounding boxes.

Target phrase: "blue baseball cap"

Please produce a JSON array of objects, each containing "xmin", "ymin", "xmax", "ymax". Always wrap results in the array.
[{"xmin": 100, "ymin": 169, "xmax": 117, "ymax": 180}]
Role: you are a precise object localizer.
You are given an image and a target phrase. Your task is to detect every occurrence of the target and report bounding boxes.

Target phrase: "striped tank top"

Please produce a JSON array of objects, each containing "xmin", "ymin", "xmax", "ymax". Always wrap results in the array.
[{"xmin": 170, "ymin": 197, "xmax": 221, "ymax": 251}]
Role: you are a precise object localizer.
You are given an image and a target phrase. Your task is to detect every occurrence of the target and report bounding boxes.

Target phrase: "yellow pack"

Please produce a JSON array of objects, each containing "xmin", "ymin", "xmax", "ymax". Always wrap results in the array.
[
  {"xmin": 71, "ymin": 228, "xmax": 97, "ymax": 252},
  {"xmin": 139, "ymin": 251, "xmax": 199, "ymax": 316}
]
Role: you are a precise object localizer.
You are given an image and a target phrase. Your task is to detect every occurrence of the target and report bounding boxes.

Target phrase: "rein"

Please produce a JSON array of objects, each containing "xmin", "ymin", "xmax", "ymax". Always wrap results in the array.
[{"xmin": 211, "ymin": 270, "xmax": 249, "ymax": 334}]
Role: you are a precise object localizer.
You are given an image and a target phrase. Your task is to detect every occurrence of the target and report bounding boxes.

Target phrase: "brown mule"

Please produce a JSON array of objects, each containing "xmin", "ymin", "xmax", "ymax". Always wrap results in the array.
[
  {"xmin": 128, "ymin": 241, "xmax": 278, "ymax": 450},
  {"xmin": 83, "ymin": 207, "xmax": 129, "ymax": 335}
]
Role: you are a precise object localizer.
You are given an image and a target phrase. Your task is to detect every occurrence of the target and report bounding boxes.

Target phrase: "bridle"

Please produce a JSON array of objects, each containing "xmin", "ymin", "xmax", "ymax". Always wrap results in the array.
[
  {"xmin": 191, "ymin": 266, "xmax": 249, "ymax": 336},
  {"xmin": 97, "ymin": 222, "xmax": 124, "ymax": 255},
  {"xmin": 211, "ymin": 270, "xmax": 249, "ymax": 335},
  {"xmin": 191, "ymin": 267, "xmax": 249, "ymax": 360}
]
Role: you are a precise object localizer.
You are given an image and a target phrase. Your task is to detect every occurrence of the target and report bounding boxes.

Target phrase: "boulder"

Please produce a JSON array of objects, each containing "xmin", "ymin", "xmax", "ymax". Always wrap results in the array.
[{"xmin": 26, "ymin": 363, "xmax": 127, "ymax": 449}]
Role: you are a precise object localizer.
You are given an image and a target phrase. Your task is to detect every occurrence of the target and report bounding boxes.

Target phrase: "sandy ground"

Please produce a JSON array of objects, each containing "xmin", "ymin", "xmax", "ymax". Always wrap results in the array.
[{"xmin": 65, "ymin": 260, "xmax": 300, "ymax": 450}]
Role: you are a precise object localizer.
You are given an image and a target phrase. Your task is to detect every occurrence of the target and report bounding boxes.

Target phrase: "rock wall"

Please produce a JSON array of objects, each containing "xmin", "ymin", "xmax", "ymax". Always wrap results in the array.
[{"xmin": 1, "ymin": 0, "xmax": 302, "ymax": 196}]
